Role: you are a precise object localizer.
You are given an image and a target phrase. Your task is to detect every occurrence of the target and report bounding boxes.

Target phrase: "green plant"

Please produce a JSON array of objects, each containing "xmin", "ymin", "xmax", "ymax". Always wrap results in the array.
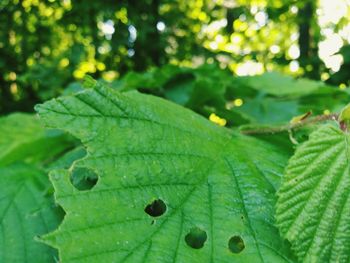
[
  {"xmin": 1, "ymin": 71, "xmax": 350, "ymax": 262},
  {"xmin": 276, "ymin": 124, "xmax": 350, "ymax": 262}
]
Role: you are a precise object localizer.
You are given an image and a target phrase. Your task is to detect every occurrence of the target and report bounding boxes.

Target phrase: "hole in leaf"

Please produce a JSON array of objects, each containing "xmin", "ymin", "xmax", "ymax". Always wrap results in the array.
[
  {"xmin": 54, "ymin": 204, "xmax": 66, "ymax": 225},
  {"xmin": 185, "ymin": 227, "xmax": 207, "ymax": 249},
  {"xmin": 144, "ymin": 199, "xmax": 166, "ymax": 217},
  {"xmin": 228, "ymin": 236, "xmax": 245, "ymax": 253},
  {"xmin": 70, "ymin": 167, "xmax": 98, "ymax": 191}
]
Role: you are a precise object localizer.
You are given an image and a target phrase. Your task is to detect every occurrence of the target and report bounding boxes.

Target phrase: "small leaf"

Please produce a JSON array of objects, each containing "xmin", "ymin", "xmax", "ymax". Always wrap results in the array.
[
  {"xmin": 276, "ymin": 124, "xmax": 350, "ymax": 262},
  {"xmin": 339, "ymin": 103, "xmax": 350, "ymax": 125},
  {"xmin": 289, "ymin": 111, "xmax": 312, "ymax": 124}
]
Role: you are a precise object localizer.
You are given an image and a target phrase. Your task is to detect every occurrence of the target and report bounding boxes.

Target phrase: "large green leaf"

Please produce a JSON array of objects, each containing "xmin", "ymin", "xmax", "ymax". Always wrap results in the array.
[
  {"xmin": 36, "ymin": 84, "xmax": 294, "ymax": 262},
  {"xmin": 237, "ymin": 96, "xmax": 299, "ymax": 125},
  {"xmin": 0, "ymin": 113, "xmax": 73, "ymax": 166},
  {"xmin": 241, "ymin": 72, "xmax": 321, "ymax": 97},
  {"xmin": 276, "ymin": 124, "xmax": 350, "ymax": 262},
  {"xmin": 0, "ymin": 163, "xmax": 64, "ymax": 262}
]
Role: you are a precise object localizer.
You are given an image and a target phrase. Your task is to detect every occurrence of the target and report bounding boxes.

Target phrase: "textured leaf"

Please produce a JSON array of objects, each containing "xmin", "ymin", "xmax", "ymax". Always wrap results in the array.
[
  {"xmin": 0, "ymin": 113, "xmax": 73, "ymax": 166},
  {"xmin": 276, "ymin": 124, "xmax": 350, "ymax": 262},
  {"xmin": 0, "ymin": 163, "xmax": 64, "ymax": 262},
  {"xmin": 36, "ymin": 85, "xmax": 294, "ymax": 262}
]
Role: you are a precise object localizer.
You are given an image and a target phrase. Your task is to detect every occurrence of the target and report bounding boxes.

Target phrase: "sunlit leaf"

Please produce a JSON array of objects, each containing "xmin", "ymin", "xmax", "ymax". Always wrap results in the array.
[{"xmin": 36, "ymin": 83, "xmax": 294, "ymax": 262}]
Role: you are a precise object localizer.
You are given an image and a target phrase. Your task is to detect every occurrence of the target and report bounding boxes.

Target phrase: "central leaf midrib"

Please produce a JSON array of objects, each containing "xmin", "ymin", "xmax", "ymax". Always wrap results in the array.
[
  {"xmin": 224, "ymin": 158, "xmax": 265, "ymax": 263},
  {"xmin": 117, "ymin": 162, "xmax": 218, "ymax": 263},
  {"xmin": 64, "ymin": 134, "xmax": 227, "ymax": 262}
]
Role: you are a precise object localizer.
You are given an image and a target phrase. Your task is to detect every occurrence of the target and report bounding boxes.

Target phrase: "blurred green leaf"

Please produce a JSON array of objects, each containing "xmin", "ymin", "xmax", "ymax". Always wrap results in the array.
[
  {"xmin": 0, "ymin": 163, "xmax": 64, "ymax": 263},
  {"xmin": 0, "ymin": 113, "xmax": 74, "ymax": 166}
]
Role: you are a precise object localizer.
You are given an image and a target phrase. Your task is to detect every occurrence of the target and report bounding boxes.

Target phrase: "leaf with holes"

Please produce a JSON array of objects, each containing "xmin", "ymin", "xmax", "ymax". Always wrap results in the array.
[
  {"xmin": 276, "ymin": 124, "xmax": 350, "ymax": 262},
  {"xmin": 0, "ymin": 163, "xmax": 64, "ymax": 262},
  {"xmin": 36, "ymin": 83, "xmax": 295, "ymax": 262}
]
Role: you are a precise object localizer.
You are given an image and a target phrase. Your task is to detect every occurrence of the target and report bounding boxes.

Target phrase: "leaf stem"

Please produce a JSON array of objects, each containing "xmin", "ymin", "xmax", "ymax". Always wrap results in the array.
[{"xmin": 240, "ymin": 114, "xmax": 339, "ymax": 135}]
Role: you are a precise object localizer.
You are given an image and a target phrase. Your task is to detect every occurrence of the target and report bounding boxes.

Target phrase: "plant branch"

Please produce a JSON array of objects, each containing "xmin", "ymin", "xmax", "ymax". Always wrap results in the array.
[{"xmin": 240, "ymin": 113, "xmax": 339, "ymax": 135}]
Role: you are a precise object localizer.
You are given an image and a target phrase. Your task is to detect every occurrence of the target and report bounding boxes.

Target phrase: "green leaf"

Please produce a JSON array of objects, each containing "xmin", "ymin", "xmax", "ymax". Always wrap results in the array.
[
  {"xmin": 237, "ymin": 96, "xmax": 300, "ymax": 125},
  {"xmin": 0, "ymin": 163, "xmax": 64, "ymax": 262},
  {"xmin": 276, "ymin": 124, "xmax": 350, "ymax": 262},
  {"xmin": 163, "ymin": 73, "xmax": 195, "ymax": 105},
  {"xmin": 0, "ymin": 113, "xmax": 73, "ymax": 166},
  {"xmin": 242, "ymin": 72, "xmax": 321, "ymax": 97},
  {"xmin": 339, "ymin": 103, "xmax": 350, "ymax": 124},
  {"xmin": 298, "ymin": 86, "xmax": 349, "ymax": 115},
  {"xmin": 83, "ymin": 75, "xmax": 97, "ymax": 89},
  {"xmin": 36, "ymin": 84, "xmax": 294, "ymax": 262},
  {"xmin": 46, "ymin": 147, "xmax": 86, "ymax": 171}
]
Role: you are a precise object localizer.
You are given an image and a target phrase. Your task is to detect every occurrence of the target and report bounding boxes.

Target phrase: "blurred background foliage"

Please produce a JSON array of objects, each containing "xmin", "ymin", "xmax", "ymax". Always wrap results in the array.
[{"xmin": 0, "ymin": 0, "xmax": 350, "ymax": 117}]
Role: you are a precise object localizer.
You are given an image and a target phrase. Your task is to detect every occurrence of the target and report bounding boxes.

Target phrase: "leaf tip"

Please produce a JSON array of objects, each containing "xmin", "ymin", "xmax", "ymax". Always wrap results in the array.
[{"xmin": 83, "ymin": 75, "xmax": 97, "ymax": 89}]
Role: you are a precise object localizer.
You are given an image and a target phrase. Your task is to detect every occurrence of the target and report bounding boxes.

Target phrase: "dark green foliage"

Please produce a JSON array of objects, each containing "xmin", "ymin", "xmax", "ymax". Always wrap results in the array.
[{"xmin": 2, "ymin": 0, "xmax": 349, "ymax": 114}]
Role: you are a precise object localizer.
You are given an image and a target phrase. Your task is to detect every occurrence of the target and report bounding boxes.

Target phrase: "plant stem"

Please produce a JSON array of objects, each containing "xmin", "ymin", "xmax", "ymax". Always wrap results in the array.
[{"xmin": 241, "ymin": 114, "xmax": 338, "ymax": 135}]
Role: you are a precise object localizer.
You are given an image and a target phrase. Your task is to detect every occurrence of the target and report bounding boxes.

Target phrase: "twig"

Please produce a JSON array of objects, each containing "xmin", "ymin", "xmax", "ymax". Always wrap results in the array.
[{"xmin": 240, "ymin": 113, "xmax": 339, "ymax": 135}]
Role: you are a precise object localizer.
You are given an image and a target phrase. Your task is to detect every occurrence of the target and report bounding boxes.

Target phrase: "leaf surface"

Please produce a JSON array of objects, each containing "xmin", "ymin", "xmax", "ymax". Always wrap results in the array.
[
  {"xmin": 241, "ymin": 72, "xmax": 320, "ymax": 97},
  {"xmin": 276, "ymin": 124, "xmax": 350, "ymax": 262},
  {"xmin": 0, "ymin": 163, "xmax": 64, "ymax": 262},
  {"xmin": 36, "ymin": 85, "xmax": 294, "ymax": 262},
  {"xmin": 0, "ymin": 113, "xmax": 73, "ymax": 166}
]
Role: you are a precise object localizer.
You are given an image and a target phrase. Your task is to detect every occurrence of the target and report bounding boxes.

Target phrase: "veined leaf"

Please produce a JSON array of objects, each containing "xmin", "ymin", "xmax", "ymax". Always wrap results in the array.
[
  {"xmin": 0, "ymin": 163, "xmax": 64, "ymax": 262},
  {"xmin": 276, "ymin": 124, "xmax": 350, "ymax": 262},
  {"xmin": 36, "ymin": 84, "xmax": 294, "ymax": 262}
]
